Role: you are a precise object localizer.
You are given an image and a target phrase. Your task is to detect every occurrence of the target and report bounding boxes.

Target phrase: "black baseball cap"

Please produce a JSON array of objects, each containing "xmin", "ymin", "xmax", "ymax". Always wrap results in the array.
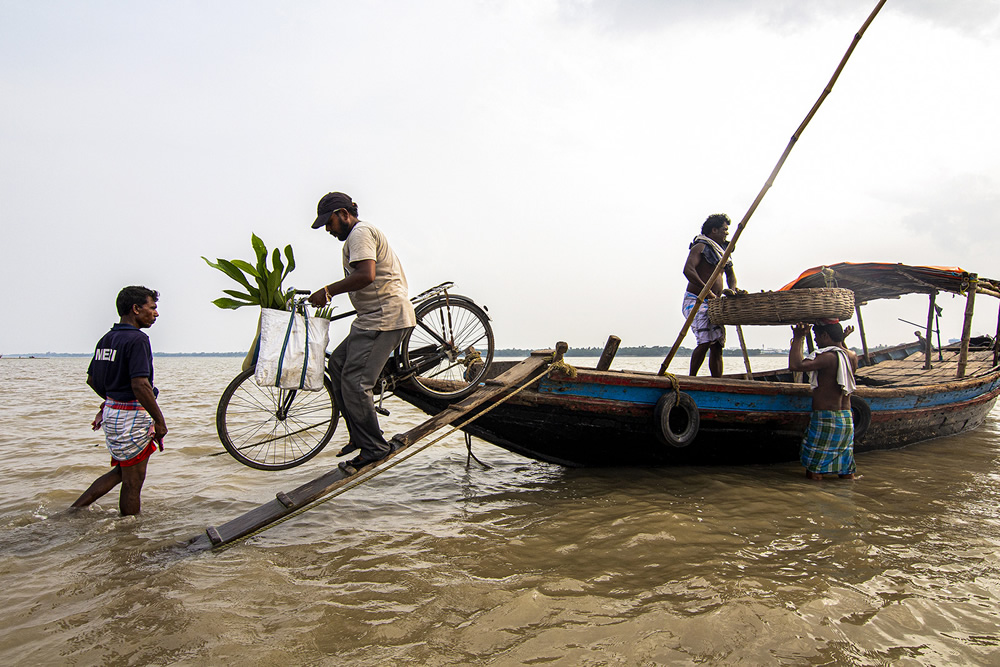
[{"xmin": 312, "ymin": 192, "xmax": 355, "ymax": 229}]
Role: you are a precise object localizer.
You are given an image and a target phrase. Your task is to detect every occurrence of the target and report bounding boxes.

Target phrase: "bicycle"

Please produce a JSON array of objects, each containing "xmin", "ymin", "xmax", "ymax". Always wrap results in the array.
[{"xmin": 215, "ymin": 283, "xmax": 494, "ymax": 470}]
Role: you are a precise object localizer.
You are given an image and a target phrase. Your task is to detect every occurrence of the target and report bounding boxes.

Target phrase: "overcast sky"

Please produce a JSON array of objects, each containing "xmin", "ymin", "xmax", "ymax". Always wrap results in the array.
[{"xmin": 3, "ymin": 0, "xmax": 999, "ymax": 355}]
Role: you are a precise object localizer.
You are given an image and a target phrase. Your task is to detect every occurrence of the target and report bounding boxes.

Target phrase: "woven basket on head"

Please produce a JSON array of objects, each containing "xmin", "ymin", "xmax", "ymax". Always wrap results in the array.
[{"xmin": 707, "ymin": 288, "xmax": 855, "ymax": 326}]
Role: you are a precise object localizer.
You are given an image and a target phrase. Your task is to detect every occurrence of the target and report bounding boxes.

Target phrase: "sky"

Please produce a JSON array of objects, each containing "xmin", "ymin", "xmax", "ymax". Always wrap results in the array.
[{"xmin": 2, "ymin": 0, "xmax": 999, "ymax": 355}]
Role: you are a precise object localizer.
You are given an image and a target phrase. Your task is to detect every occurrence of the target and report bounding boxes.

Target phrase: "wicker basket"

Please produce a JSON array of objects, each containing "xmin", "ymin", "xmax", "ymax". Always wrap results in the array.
[{"xmin": 707, "ymin": 288, "xmax": 854, "ymax": 326}]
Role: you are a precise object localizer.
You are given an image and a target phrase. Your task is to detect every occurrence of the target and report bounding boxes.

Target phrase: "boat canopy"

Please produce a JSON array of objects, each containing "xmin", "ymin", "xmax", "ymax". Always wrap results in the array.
[{"xmin": 780, "ymin": 262, "xmax": 1000, "ymax": 303}]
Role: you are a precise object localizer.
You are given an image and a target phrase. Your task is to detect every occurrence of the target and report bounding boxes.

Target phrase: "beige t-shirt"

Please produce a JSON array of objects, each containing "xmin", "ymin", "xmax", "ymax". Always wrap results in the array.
[{"xmin": 342, "ymin": 220, "xmax": 416, "ymax": 331}]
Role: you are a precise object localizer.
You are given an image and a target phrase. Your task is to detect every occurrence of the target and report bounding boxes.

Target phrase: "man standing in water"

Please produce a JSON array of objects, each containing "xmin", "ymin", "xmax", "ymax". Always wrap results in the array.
[
  {"xmin": 682, "ymin": 213, "xmax": 739, "ymax": 377},
  {"xmin": 72, "ymin": 286, "xmax": 167, "ymax": 515},
  {"xmin": 789, "ymin": 321, "xmax": 858, "ymax": 480},
  {"xmin": 308, "ymin": 192, "xmax": 416, "ymax": 471}
]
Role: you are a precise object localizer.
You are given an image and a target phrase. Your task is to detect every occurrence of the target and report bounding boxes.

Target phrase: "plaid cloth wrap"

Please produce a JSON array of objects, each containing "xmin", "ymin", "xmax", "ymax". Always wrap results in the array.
[
  {"xmin": 102, "ymin": 399, "xmax": 154, "ymax": 462},
  {"xmin": 800, "ymin": 409, "xmax": 855, "ymax": 474},
  {"xmin": 682, "ymin": 292, "xmax": 725, "ymax": 346}
]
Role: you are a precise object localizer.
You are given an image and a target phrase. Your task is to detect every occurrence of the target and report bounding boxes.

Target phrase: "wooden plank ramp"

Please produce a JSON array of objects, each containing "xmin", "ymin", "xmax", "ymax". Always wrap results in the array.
[{"xmin": 183, "ymin": 348, "xmax": 559, "ymax": 552}]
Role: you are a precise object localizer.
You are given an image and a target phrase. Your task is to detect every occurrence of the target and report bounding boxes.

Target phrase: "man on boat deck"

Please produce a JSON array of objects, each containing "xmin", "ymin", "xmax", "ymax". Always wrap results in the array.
[
  {"xmin": 71, "ymin": 286, "xmax": 167, "ymax": 515},
  {"xmin": 789, "ymin": 321, "xmax": 859, "ymax": 480},
  {"xmin": 308, "ymin": 192, "xmax": 416, "ymax": 471},
  {"xmin": 682, "ymin": 213, "xmax": 739, "ymax": 377}
]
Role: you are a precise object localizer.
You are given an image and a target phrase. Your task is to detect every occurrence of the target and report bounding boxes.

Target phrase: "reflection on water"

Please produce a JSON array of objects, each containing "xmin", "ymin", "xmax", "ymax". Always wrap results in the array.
[{"xmin": 1, "ymin": 357, "xmax": 999, "ymax": 664}]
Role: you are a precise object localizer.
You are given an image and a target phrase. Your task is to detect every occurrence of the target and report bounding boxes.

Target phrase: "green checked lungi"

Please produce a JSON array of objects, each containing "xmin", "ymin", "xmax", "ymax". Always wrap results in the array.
[{"xmin": 800, "ymin": 409, "xmax": 855, "ymax": 475}]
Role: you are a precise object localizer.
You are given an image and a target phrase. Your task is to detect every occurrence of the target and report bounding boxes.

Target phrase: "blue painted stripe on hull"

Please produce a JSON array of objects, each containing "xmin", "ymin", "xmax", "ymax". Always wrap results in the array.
[
  {"xmin": 539, "ymin": 379, "xmax": 811, "ymax": 411},
  {"xmin": 538, "ymin": 376, "xmax": 1000, "ymax": 413}
]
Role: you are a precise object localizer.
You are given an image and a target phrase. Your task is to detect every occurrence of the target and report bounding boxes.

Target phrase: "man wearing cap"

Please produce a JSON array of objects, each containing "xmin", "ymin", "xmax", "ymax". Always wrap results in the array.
[{"xmin": 308, "ymin": 192, "xmax": 416, "ymax": 470}]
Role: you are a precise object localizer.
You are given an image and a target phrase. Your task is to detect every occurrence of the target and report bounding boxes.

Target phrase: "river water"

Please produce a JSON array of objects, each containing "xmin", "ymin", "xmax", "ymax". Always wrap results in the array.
[{"xmin": 1, "ymin": 356, "xmax": 999, "ymax": 665}]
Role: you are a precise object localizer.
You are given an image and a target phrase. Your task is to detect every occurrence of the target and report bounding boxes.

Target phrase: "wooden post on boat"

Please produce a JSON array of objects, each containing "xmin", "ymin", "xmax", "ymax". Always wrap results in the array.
[
  {"xmin": 923, "ymin": 291, "xmax": 937, "ymax": 370},
  {"xmin": 957, "ymin": 274, "xmax": 978, "ymax": 378},
  {"xmin": 934, "ymin": 304, "xmax": 943, "ymax": 362},
  {"xmin": 735, "ymin": 325, "xmax": 753, "ymax": 380},
  {"xmin": 855, "ymin": 302, "xmax": 871, "ymax": 365},
  {"xmin": 596, "ymin": 335, "xmax": 621, "ymax": 371}
]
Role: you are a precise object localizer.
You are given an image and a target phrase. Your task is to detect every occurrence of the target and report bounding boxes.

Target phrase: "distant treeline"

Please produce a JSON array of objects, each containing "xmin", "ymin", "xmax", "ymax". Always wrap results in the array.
[{"xmin": 10, "ymin": 352, "xmax": 247, "ymax": 358}]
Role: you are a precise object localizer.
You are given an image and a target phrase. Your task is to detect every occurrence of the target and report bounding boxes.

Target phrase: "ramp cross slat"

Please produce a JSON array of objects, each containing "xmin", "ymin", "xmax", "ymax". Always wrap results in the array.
[{"xmin": 184, "ymin": 351, "xmax": 555, "ymax": 552}]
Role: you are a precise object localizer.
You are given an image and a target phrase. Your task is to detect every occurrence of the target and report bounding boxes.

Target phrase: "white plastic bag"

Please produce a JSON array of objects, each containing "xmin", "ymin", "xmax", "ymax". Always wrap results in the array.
[{"xmin": 254, "ymin": 307, "xmax": 330, "ymax": 391}]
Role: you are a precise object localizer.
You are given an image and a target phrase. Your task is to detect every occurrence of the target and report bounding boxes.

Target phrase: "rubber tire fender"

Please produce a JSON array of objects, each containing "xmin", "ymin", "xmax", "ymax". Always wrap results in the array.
[
  {"xmin": 653, "ymin": 391, "xmax": 700, "ymax": 448},
  {"xmin": 850, "ymin": 395, "xmax": 871, "ymax": 441}
]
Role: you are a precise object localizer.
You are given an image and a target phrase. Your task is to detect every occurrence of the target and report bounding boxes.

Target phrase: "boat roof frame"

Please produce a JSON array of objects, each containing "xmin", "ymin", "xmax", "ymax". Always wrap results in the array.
[{"xmin": 780, "ymin": 262, "xmax": 1000, "ymax": 303}]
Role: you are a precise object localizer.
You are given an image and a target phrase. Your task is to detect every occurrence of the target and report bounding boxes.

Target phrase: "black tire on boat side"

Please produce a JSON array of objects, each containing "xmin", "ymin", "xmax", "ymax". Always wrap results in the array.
[
  {"xmin": 653, "ymin": 391, "xmax": 700, "ymax": 448},
  {"xmin": 217, "ymin": 367, "xmax": 340, "ymax": 470},
  {"xmin": 850, "ymin": 395, "xmax": 871, "ymax": 440}
]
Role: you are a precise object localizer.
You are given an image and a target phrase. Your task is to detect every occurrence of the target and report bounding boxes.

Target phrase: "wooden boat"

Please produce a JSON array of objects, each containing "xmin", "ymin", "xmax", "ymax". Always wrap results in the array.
[{"xmin": 394, "ymin": 263, "xmax": 1000, "ymax": 467}]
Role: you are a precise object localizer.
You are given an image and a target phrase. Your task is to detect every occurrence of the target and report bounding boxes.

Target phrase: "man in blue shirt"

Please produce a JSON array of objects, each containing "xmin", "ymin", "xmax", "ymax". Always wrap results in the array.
[{"xmin": 71, "ymin": 286, "xmax": 167, "ymax": 515}]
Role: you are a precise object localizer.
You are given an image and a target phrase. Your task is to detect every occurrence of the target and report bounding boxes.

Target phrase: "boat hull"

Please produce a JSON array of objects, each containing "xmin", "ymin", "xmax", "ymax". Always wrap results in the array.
[{"xmin": 394, "ymin": 366, "xmax": 1000, "ymax": 467}]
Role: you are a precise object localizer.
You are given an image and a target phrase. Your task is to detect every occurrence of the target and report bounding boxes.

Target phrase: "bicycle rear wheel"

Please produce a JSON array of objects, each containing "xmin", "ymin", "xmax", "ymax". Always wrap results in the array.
[
  {"xmin": 216, "ymin": 368, "xmax": 339, "ymax": 470},
  {"xmin": 401, "ymin": 295, "xmax": 494, "ymax": 400}
]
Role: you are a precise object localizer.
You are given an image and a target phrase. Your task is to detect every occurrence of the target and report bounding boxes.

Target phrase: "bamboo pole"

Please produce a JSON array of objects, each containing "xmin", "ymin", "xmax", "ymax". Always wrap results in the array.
[
  {"xmin": 923, "ymin": 291, "xmax": 936, "ymax": 370},
  {"xmin": 854, "ymin": 302, "xmax": 871, "ymax": 365},
  {"xmin": 957, "ymin": 274, "xmax": 978, "ymax": 378},
  {"xmin": 994, "ymin": 300, "xmax": 999, "ymax": 367},
  {"xmin": 658, "ymin": 0, "xmax": 889, "ymax": 376},
  {"xmin": 934, "ymin": 304, "xmax": 943, "ymax": 362},
  {"xmin": 735, "ymin": 325, "xmax": 754, "ymax": 380}
]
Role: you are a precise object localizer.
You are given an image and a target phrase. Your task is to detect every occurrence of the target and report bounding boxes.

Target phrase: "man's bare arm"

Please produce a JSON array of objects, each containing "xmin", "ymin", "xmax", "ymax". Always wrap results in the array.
[
  {"xmin": 788, "ymin": 324, "xmax": 836, "ymax": 372},
  {"xmin": 308, "ymin": 259, "xmax": 376, "ymax": 307},
  {"xmin": 683, "ymin": 247, "xmax": 717, "ymax": 298},
  {"xmin": 725, "ymin": 266, "xmax": 738, "ymax": 290},
  {"xmin": 131, "ymin": 376, "xmax": 167, "ymax": 441}
]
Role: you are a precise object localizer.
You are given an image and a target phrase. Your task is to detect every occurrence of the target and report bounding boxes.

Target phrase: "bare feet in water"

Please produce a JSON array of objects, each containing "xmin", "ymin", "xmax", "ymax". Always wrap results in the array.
[{"xmin": 805, "ymin": 470, "xmax": 859, "ymax": 480}]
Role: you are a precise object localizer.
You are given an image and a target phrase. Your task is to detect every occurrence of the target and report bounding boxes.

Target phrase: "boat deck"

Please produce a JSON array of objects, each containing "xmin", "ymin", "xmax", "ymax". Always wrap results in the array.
[{"xmin": 854, "ymin": 348, "xmax": 997, "ymax": 387}]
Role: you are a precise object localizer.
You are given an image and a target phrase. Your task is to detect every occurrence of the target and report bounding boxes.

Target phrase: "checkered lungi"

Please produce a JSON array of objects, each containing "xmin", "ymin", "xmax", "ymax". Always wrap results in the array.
[
  {"xmin": 800, "ymin": 409, "xmax": 855, "ymax": 474},
  {"xmin": 682, "ymin": 292, "xmax": 725, "ymax": 346},
  {"xmin": 102, "ymin": 399, "xmax": 155, "ymax": 464}
]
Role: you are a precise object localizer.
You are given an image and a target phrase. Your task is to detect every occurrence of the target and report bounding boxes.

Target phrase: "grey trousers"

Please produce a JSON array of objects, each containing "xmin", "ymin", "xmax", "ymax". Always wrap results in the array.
[{"xmin": 328, "ymin": 326, "xmax": 410, "ymax": 461}]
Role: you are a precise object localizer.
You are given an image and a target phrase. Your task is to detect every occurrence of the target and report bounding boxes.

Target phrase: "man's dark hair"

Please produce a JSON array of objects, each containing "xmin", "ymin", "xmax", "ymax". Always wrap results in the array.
[
  {"xmin": 814, "ymin": 322, "xmax": 845, "ymax": 344},
  {"xmin": 701, "ymin": 213, "xmax": 731, "ymax": 236},
  {"xmin": 117, "ymin": 286, "xmax": 159, "ymax": 316}
]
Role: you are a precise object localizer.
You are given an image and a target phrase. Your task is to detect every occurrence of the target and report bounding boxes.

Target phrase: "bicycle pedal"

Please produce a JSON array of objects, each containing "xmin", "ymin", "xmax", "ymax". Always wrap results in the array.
[{"xmin": 375, "ymin": 406, "xmax": 390, "ymax": 416}]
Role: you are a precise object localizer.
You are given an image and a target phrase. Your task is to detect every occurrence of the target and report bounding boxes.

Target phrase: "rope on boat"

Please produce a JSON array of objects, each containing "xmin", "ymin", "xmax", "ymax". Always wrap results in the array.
[
  {"xmin": 548, "ymin": 358, "xmax": 577, "ymax": 377},
  {"xmin": 213, "ymin": 363, "xmax": 556, "ymax": 551}
]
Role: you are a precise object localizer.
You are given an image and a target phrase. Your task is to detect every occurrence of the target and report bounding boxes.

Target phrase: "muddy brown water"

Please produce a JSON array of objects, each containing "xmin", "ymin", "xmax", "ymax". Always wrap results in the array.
[{"xmin": 1, "ymin": 356, "xmax": 999, "ymax": 664}]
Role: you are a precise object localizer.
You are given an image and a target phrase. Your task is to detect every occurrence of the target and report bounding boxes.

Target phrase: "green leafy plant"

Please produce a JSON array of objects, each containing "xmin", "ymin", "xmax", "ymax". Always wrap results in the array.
[
  {"xmin": 203, "ymin": 233, "xmax": 296, "ymax": 310},
  {"xmin": 314, "ymin": 305, "xmax": 337, "ymax": 320}
]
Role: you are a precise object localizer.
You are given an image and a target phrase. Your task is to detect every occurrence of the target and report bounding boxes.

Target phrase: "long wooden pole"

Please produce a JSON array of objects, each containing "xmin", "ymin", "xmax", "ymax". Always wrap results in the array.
[
  {"xmin": 658, "ymin": 0, "xmax": 888, "ymax": 376},
  {"xmin": 855, "ymin": 302, "xmax": 871, "ymax": 365},
  {"xmin": 923, "ymin": 291, "xmax": 936, "ymax": 370},
  {"xmin": 994, "ymin": 299, "xmax": 999, "ymax": 367},
  {"xmin": 957, "ymin": 274, "xmax": 977, "ymax": 379},
  {"xmin": 735, "ymin": 325, "xmax": 754, "ymax": 380}
]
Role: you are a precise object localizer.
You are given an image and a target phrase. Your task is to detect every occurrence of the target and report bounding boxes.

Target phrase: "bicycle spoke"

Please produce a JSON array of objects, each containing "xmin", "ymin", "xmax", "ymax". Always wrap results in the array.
[{"xmin": 217, "ymin": 368, "xmax": 339, "ymax": 470}]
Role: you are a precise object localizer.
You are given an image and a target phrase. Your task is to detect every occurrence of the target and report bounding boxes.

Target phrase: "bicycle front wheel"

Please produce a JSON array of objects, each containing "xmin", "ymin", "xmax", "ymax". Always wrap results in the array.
[
  {"xmin": 401, "ymin": 295, "xmax": 495, "ymax": 400},
  {"xmin": 216, "ymin": 368, "xmax": 340, "ymax": 470}
]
